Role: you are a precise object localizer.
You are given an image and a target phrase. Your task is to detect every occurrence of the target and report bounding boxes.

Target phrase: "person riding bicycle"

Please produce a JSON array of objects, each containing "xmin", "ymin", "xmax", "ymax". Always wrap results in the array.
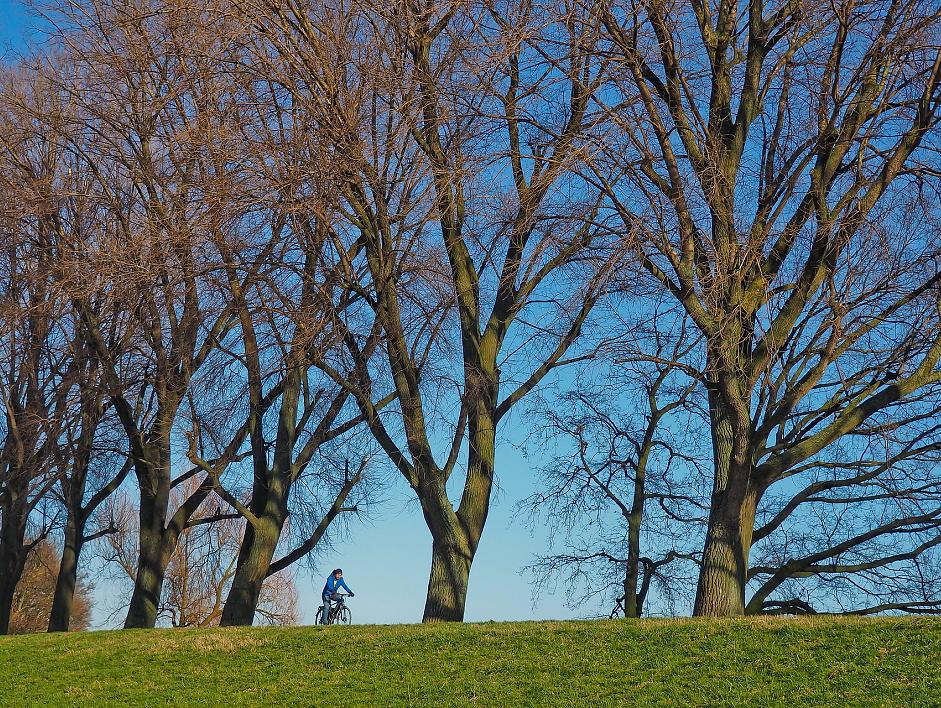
[{"xmin": 321, "ymin": 568, "xmax": 354, "ymax": 624}]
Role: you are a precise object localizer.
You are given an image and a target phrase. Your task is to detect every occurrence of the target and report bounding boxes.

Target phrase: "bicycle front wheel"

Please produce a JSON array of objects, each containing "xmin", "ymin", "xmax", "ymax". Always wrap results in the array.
[{"xmin": 336, "ymin": 606, "xmax": 352, "ymax": 625}]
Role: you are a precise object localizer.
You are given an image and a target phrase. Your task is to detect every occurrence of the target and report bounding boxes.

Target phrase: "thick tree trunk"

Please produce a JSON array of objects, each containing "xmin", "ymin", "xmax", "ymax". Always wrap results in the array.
[
  {"xmin": 423, "ymin": 535, "xmax": 473, "ymax": 622},
  {"xmin": 0, "ymin": 551, "xmax": 24, "ymax": 635},
  {"xmin": 48, "ymin": 514, "xmax": 83, "ymax": 632},
  {"xmin": 222, "ymin": 361, "xmax": 302, "ymax": 627},
  {"xmin": 124, "ymin": 477, "xmax": 171, "ymax": 629},
  {"xmin": 418, "ymin": 444, "xmax": 489, "ymax": 623},
  {"xmin": 123, "ymin": 435, "xmax": 176, "ymax": 629},
  {"xmin": 421, "ymin": 370, "xmax": 496, "ymax": 623},
  {"xmin": 694, "ymin": 378, "xmax": 759, "ymax": 617},
  {"xmin": 419, "ymin": 474, "xmax": 488, "ymax": 623},
  {"xmin": 124, "ymin": 527, "xmax": 167, "ymax": 628},
  {"xmin": 220, "ymin": 491, "xmax": 288, "ymax": 627},
  {"xmin": 0, "ymin": 496, "xmax": 28, "ymax": 635},
  {"xmin": 694, "ymin": 486, "xmax": 758, "ymax": 616}
]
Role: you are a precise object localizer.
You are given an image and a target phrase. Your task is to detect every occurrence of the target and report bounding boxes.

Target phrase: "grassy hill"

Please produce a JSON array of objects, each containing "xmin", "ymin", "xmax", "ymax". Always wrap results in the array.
[{"xmin": 2, "ymin": 617, "xmax": 940, "ymax": 706}]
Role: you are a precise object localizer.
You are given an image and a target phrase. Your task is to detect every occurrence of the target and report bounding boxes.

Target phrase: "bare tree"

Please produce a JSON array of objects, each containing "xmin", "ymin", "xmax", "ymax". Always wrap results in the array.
[
  {"xmin": 0, "ymin": 68, "xmax": 74, "ymax": 635},
  {"xmin": 247, "ymin": 0, "xmax": 620, "ymax": 622},
  {"xmin": 525, "ymin": 318, "xmax": 705, "ymax": 617},
  {"xmin": 37, "ymin": 0, "xmax": 261, "ymax": 628},
  {"xmin": 191, "ymin": 58, "xmax": 381, "ymax": 625},
  {"xmin": 0, "ymin": 57, "xmax": 138, "ymax": 633},
  {"xmin": 2, "ymin": 0, "xmax": 383, "ymax": 631},
  {"xmin": 596, "ymin": 0, "xmax": 941, "ymax": 615}
]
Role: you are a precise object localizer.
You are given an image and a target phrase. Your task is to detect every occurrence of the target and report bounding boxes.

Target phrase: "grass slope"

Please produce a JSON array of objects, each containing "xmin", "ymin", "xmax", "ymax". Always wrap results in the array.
[{"xmin": 2, "ymin": 617, "xmax": 940, "ymax": 706}]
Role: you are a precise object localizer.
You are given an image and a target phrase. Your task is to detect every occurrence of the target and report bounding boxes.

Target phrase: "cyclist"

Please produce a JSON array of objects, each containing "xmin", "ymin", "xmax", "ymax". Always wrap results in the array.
[{"xmin": 321, "ymin": 568, "xmax": 354, "ymax": 624}]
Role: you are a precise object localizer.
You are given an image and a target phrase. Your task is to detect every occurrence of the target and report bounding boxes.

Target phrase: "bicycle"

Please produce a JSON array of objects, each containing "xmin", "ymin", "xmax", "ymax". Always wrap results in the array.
[
  {"xmin": 609, "ymin": 595, "xmax": 626, "ymax": 619},
  {"xmin": 316, "ymin": 592, "xmax": 353, "ymax": 625}
]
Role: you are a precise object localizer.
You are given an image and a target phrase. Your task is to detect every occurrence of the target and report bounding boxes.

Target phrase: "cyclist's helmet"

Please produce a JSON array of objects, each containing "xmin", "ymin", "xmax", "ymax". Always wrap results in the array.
[{"xmin": 333, "ymin": 568, "xmax": 343, "ymax": 575}]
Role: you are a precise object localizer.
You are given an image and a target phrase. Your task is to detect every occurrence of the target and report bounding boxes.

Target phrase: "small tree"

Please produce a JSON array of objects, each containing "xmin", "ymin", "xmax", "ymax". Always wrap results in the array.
[
  {"xmin": 525, "ymin": 320, "xmax": 705, "ymax": 617},
  {"xmin": 9, "ymin": 539, "xmax": 92, "ymax": 634}
]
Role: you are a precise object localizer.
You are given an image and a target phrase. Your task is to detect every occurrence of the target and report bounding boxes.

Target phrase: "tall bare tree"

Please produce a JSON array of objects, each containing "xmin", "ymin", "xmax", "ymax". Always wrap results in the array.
[
  {"xmin": 0, "ymin": 67, "xmax": 76, "ymax": 635},
  {"xmin": 247, "ymin": 0, "xmax": 620, "ymax": 621},
  {"xmin": 597, "ymin": 0, "xmax": 941, "ymax": 615},
  {"xmin": 8, "ymin": 0, "xmax": 382, "ymax": 630},
  {"xmin": 37, "ymin": 0, "xmax": 261, "ymax": 628},
  {"xmin": 200, "ymin": 62, "xmax": 380, "ymax": 626},
  {"xmin": 0, "ymin": 58, "xmax": 138, "ymax": 632}
]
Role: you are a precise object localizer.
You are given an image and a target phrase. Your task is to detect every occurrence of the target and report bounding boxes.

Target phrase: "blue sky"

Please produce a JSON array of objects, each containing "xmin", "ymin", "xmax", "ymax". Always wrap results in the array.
[
  {"xmin": 0, "ymin": 0, "xmax": 30, "ymax": 57},
  {"xmin": 0, "ymin": 0, "xmax": 587, "ymax": 627}
]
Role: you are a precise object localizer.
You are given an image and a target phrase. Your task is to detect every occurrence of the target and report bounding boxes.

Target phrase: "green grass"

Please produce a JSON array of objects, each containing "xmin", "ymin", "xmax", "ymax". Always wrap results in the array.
[{"xmin": 2, "ymin": 617, "xmax": 940, "ymax": 706}]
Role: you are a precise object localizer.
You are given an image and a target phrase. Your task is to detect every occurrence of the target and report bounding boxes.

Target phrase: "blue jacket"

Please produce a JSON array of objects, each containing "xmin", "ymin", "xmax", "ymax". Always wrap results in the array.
[{"xmin": 323, "ymin": 575, "xmax": 352, "ymax": 598}]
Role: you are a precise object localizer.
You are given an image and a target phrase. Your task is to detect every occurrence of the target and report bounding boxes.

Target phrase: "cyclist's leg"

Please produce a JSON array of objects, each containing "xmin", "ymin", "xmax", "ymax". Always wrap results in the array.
[{"xmin": 321, "ymin": 595, "xmax": 332, "ymax": 624}]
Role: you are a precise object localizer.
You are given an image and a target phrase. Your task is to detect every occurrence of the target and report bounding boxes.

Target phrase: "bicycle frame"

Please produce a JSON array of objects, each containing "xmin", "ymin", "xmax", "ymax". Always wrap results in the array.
[{"xmin": 322, "ymin": 593, "xmax": 352, "ymax": 625}]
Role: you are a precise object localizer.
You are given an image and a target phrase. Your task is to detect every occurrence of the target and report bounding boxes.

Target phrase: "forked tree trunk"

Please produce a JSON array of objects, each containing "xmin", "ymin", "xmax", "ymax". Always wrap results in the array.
[
  {"xmin": 125, "ymin": 449, "xmax": 173, "ymax": 629},
  {"xmin": 221, "ymin": 362, "xmax": 302, "ymax": 627},
  {"xmin": 421, "ymin": 373, "xmax": 496, "ymax": 623},
  {"xmin": 220, "ymin": 488, "xmax": 288, "ymax": 627},
  {"xmin": 420, "ymin": 461, "xmax": 492, "ymax": 620},
  {"xmin": 123, "ymin": 427, "xmax": 186, "ymax": 630},
  {"xmin": 219, "ymin": 524, "xmax": 280, "ymax": 626},
  {"xmin": 48, "ymin": 514, "xmax": 83, "ymax": 632}
]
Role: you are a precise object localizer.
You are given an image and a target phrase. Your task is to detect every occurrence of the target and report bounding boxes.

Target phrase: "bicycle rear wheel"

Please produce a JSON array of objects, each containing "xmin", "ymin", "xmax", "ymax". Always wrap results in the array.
[
  {"xmin": 315, "ymin": 606, "xmax": 324, "ymax": 625},
  {"xmin": 336, "ymin": 606, "xmax": 351, "ymax": 624}
]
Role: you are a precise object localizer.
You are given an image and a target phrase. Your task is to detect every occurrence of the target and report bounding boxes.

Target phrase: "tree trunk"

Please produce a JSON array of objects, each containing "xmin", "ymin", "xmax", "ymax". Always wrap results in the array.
[
  {"xmin": 624, "ymin": 441, "xmax": 647, "ymax": 619},
  {"xmin": 219, "ymin": 491, "xmax": 288, "ymax": 627},
  {"xmin": 0, "ymin": 576, "xmax": 14, "ymax": 636},
  {"xmin": 624, "ymin": 518, "xmax": 641, "ymax": 618},
  {"xmin": 423, "ymin": 535, "xmax": 473, "ymax": 622},
  {"xmin": 694, "ymin": 379, "xmax": 758, "ymax": 617},
  {"xmin": 694, "ymin": 485, "xmax": 758, "ymax": 616},
  {"xmin": 418, "ymin": 466, "xmax": 485, "ymax": 623},
  {"xmin": 0, "ymin": 494, "xmax": 28, "ymax": 635},
  {"xmin": 123, "ymin": 435, "xmax": 176, "ymax": 630},
  {"xmin": 124, "ymin": 477, "xmax": 170, "ymax": 629},
  {"xmin": 0, "ymin": 550, "xmax": 24, "ymax": 635},
  {"xmin": 420, "ymin": 369, "xmax": 496, "ymax": 623},
  {"xmin": 124, "ymin": 527, "xmax": 167, "ymax": 628},
  {"xmin": 419, "ymin": 469, "xmax": 488, "ymax": 623},
  {"xmin": 48, "ymin": 514, "xmax": 83, "ymax": 632}
]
